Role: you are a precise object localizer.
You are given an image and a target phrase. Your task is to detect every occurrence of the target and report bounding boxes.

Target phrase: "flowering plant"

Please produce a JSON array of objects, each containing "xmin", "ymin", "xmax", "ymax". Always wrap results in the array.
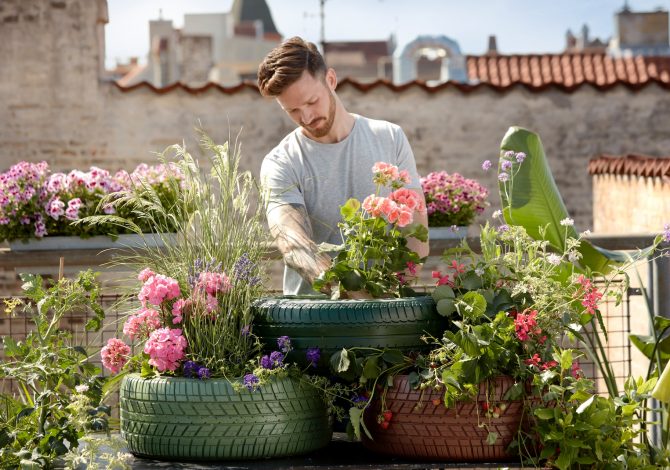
[
  {"xmin": 313, "ymin": 162, "xmax": 428, "ymax": 298},
  {"xmin": 0, "ymin": 161, "xmax": 183, "ymax": 242},
  {"xmin": 420, "ymin": 171, "xmax": 489, "ymax": 227}
]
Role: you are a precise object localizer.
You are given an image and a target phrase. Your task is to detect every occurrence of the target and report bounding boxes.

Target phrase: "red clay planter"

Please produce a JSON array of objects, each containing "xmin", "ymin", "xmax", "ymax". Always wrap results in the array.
[{"xmin": 362, "ymin": 375, "xmax": 523, "ymax": 462}]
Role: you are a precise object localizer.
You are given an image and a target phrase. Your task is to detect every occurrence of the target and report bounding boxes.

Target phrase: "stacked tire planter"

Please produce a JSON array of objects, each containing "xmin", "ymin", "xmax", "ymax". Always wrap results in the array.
[
  {"xmin": 252, "ymin": 296, "xmax": 445, "ymax": 369},
  {"xmin": 120, "ymin": 374, "xmax": 332, "ymax": 461},
  {"xmin": 362, "ymin": 375, "xmax": 523, "ymax": 461}
]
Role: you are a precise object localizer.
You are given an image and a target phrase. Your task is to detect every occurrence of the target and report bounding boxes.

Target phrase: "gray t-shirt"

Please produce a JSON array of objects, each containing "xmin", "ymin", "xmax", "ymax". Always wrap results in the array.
[{"xmin": 260, "ymin": 114, "xmax": 421, "ymax": 295}]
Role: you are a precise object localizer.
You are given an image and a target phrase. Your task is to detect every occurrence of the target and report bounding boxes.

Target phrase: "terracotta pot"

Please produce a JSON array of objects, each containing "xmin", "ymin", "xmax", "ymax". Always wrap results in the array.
[{"xmin": 362, "ymin": 375, "xmax": 523, "ymax": 462}]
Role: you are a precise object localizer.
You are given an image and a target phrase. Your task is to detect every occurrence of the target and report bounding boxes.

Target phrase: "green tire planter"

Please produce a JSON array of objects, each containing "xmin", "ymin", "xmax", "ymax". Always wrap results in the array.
[
  {"xmin": 120, "ymin": 374, "xmax": 332, "ymax": 461},
  {"xmin": 252, "ymin": 296, "xmax": 444, "ymax": 369}
]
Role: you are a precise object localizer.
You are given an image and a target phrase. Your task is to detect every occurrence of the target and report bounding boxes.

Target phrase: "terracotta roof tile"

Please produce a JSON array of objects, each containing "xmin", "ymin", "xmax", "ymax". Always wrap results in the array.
[
  {"xmin": 115, "ymin": 53, "xmax": 670, "ymax": 94},
  {"xmin": 589, "ymin": 154, "xmax": 670, "ymax": 179},
  {"xmin": 466, "ymin": 53, "xmax": 670, "ymax": 87}
]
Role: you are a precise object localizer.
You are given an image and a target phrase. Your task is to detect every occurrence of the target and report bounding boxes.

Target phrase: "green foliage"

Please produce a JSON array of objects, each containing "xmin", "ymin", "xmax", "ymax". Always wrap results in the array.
[
  {"xmin": 524, "ymin": 366, "xmax": 668, "ymax": 469},
  {"xmin": 0, "ymin": 271, "xmax": 110, "ymax": 469}
]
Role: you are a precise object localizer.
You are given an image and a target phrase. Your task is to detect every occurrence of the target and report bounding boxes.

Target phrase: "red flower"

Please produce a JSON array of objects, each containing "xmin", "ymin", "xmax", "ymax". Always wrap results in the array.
[
  {"xmin": 448, "ymin": 260, "xmax": 466, "ymax": 274},
  {"xmin": 406, "ymin": 261, "xmax": 417, "ymax": 275},
  {"xmin": 524, "ymin": 353, "xmax": 541, "ymax": 367},
  {"xmin": 514, "ymin": 309, "xmax": 540, "ymax": 341},
  {"xmin": 432, "ymin": 270, "xmax": 453, "ymax": 287},
  {"xmin": 541, "ymin": 360, "xmax": 559, "ymax": 371}
]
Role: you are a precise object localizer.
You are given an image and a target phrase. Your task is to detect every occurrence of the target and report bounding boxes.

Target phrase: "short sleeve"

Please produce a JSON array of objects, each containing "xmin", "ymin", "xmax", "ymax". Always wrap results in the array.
[
  {"xmin": 260, "ymin": 152, "xmax": 305, "ymax": 214},
  {"xmin": 394, "ymin": 127, "xmax": 421, "ymax": 190}
]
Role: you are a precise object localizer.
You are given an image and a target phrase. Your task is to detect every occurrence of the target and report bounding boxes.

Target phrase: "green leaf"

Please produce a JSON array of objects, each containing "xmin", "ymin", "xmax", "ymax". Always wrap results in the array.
[
  {"xmin": 555, "ymin": 446, "xmax": 576, "ymax": 470},
  {"xmin": 458, "ymin": 291, "xmax": 487, "ymax": 320},
  {"xmin": 560, "ymin": 349, "xmax": 573, "ymax": 372},
  {"xmin": 499, "ymin": 127, "xmax": 619, "ymax": 274},
  {"xmin": 348, "ymin": 407, "xmax": 363, "ymax": 441},
  {"xmin": 534, "ymin": 408, "xmax": 555, "ymax": 420},
  {"xmin": 630, "ymin": 333, "xmax": 670, "ymax": 361},
  {"xmin": 362, "ymin": 356, "xmax": 381, "ymax": 380},
  {"xmin": 382, "ymin": 349, "xmax": 405, "ymax": 365},
  {"xmin": 432, "ymin": 285, "xmax": 455, "ymax": 302},
  {"xmin": 436, "ymin": 298, "xmax": 456, "ymax": 317},
  {"xmin": 588, "ymin": 409, "xmax": 610, "ymax": 427},
  {"xmin": 340, "ymin": 269, "xmax": 364, "ymax": 292},
  {"xmin": 340, "ymin": 198, "xmax": 361, "ymax": 221},
  {"xmin": 461, "ymin": 272, "xmax": 483, "ymax": 291},
  {"xmin": 486, "ymin": 432, "xmax": 498, "ymax": 445}
]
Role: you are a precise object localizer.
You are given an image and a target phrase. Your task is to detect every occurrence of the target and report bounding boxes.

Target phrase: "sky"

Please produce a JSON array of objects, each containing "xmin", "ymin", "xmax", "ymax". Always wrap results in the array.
[{"xmin": 105, "ymin": 0, "xmax": 670, "ymax": 68}]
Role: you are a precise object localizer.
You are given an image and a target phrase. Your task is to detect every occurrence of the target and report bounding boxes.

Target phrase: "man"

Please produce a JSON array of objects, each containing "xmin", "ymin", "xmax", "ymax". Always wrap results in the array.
[{"xmin": 258, "ymin": 36, "xmax": 428, "ymax": 295}]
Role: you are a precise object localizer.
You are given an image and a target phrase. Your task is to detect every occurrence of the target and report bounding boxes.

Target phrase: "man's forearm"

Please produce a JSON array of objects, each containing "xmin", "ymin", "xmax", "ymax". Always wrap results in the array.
[{"xmin": 268, "ymin": 204, "xmax": 331, "ymax": 284}]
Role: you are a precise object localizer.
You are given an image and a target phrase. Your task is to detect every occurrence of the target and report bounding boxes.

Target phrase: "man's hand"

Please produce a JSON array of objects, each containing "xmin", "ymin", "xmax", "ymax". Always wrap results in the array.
[{"xmin": 268, "ymin": 203, "xmax": 332, "ymax": 288}]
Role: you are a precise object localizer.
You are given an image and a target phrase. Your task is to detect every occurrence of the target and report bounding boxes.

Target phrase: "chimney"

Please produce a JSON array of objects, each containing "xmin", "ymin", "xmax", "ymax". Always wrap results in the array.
[{"xmin": 487, "ymin": 35, "xmax": 498, "ymax": 55}]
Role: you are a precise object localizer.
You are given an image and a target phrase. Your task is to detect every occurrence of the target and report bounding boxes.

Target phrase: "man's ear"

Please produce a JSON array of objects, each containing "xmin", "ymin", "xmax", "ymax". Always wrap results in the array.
[{"xmin": 325, "ymin": 68, "xmax": 337, "ymax": 91}]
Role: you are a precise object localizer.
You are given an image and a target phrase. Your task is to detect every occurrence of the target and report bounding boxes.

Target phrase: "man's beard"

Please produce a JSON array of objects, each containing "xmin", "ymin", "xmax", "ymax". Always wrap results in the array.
[{"xmin": 302, "ymin": 92, "xmax": 336, "ymax": 138}]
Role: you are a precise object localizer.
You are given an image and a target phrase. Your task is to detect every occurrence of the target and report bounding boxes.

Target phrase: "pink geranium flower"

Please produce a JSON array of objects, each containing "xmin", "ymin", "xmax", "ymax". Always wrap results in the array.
[
  {"xmin": 138, "ymin": 274, "xmax": 181, "ymax": 306},
  {"xmin": 101, "ymin": 338, "xmax": 131, "ymax": 373},
  {"xmin": 143, "ymin": 328, "xmax": 188, "ymax": 372},
  {"xmin": 123, "ymin": 307, "xmax": 161, "ymax": 340}
]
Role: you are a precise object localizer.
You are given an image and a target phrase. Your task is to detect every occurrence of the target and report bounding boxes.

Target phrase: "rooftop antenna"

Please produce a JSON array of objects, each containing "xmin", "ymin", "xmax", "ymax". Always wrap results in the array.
[{"xmin": 319, "ymin": 0, "xmax": 326, "ymax": 53}]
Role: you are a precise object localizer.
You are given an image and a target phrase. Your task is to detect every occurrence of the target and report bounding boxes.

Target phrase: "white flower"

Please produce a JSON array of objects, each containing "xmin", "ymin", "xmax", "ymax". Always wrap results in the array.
[
  {"xmin": 560, "ymin": 218, "xmax": 574, "ymax": 227},
  {"xmin": 547, "ymin": 254, "xmax": 562, "ymax": 266},
  {"xmin": 475, "ymin": 267, "xmax": 485, "ymax": 276},
  {"xmin": 568, "ymin": 251, "xmax": 580, "ymax": 263},
  {"xmin": 581, "ymin": 229, "xmax": 592, "ymax": 237},
  {"xmin": 75, "ymin": 384, "xmax": 89, "ymax": 393},
  {"xmin": 492, "ymin": 210, "xmax": 502, "ymax": 219}
]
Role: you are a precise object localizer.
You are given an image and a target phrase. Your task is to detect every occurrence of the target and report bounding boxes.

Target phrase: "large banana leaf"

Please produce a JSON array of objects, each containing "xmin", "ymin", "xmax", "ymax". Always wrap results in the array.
[{"xmin": 498, "ymin": 126, "xmax": 626, "ymax": 274}]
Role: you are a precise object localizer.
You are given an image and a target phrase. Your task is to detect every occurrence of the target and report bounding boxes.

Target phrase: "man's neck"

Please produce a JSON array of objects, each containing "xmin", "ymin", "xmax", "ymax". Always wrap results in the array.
[{"xmin": 303, "ymin": 106, "xmax": 355, "ymax": 144}]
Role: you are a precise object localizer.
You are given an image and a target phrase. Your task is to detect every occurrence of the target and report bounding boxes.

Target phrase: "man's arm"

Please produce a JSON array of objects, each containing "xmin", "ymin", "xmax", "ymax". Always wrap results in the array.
[
  {"xmin": 267, "ymin": 203, "xmax": 332, "ymax": 286},
  {"xmin": 407, "ymin": 207, "xmax": 429, "ymax": 259}
]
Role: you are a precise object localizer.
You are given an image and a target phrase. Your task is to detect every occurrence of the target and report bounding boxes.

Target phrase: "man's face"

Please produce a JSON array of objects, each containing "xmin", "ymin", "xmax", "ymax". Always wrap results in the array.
[{"xmin": 276, "ymin": 70, "xmax": 336, "ymax": 139}]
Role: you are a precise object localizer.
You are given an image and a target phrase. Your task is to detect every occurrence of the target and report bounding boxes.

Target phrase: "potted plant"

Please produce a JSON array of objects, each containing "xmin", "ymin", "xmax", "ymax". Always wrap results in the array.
[
  {"xmin": 98, "ymin": 134, "xmax": 335, "ymax": 461},
  {"xmin": 253, "ymin": 162, "xmax": 446, "ymax": 369},
  {"xmin": 0, "ymin": 161, "xmax": 183, "ymax": 250},
  {"xmin": 329, "ymin": 136, "xmax": 670, "ymax": 465},
  {"xmin": 420, "ymin": 171, "xmax": 489, "ymax": 240}
]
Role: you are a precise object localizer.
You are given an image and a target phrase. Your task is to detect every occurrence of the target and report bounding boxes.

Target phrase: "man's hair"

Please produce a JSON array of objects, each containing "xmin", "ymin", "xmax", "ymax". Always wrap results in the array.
[{"xmin": 257, "ymin": 36, "xmax": 326, "ymax": 97}]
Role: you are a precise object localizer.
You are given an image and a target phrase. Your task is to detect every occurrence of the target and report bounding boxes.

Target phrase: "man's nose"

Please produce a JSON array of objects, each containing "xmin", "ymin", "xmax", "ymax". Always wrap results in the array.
[{"xmin": 301, "ymin": 110, "xmax": 315, "ymax": 125}]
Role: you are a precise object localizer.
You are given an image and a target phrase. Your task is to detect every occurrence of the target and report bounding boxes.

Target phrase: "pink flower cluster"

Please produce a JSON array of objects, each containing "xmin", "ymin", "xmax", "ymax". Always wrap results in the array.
[
  {"xmin": 101, "ymin": 338, "xmax": 131, "ymax": 373},
  {"xmin": 372, "ymin": 162, "xmax": 411, "ymax": 187},
  {"xmin": 138, "ymin": 273, "xmax": 181, "ymax": 307},
  {"xmin": 420, "ymin": 171, "xmax": 488, "ymax": 227},
  {"xmin": 0, "ymin": 160, "xmax": 184, "ymax": 242},
  {"xmin": 362, "ymin": 187, "xmax": 425, "ymax": 228},
  {"xmin": 575, "ymin": 275, "xmax": 603, "ymax": 315},
  {"xmin": 195, "ymin": 271, "xmax": 232, "ymax": 296},
  {"xmin": 143, "ymin": 328, "xmax": 188, "ymax": 372},
  {"xmin": 123, "ymin": 307, "xmax": 162, "ymax": 340}
]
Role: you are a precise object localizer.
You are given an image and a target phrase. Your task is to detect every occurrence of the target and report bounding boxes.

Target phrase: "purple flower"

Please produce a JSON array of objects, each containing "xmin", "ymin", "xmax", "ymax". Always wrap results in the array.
[
  {"xmin": 260, "ymin": 355, "xmax": 273, "ymax": 370},
  {"xmin": 663, "ymin": 223, "xmax": 670, "ymax": 243},
  {"xmin": 498, "ymin": 172, "xmax": 509, "ymax": 182},
  {"xmin": 240, "ymin": 325, "xmax": 250, "ymax": 336},
  {"xmin": 183, "ymin": 360, "xmax": 200, "ymax": 378},
  {"xmin": 198, "ymin": 367, "xmax": 211, "ymax": 380},
  {"xmin": 498, "ymin": 224, "xmax": 510, "ymax": 233},
  {"xmin": 306, "ymin": 347, "xmax": 321, "ymax": 367},
  {"xmin": 270, "ymin": 351, "xmax": 284, "ymax": 366},
  {"xmin": 504, "ymin": 150, "xmax": 515, "ymax": 159},
  {"xmin": 481, "ymin": 160, "xmax": 492, "ymax": 171},
  {"xmin": 516, "ymin": 152, "xmax": 527, "ymax": 163},
  {"xmin": 352, "ymin": 394, "xmax": 369, "ymax": 408},
  {"xmin": 243, "ymin": 373, "xmax": 259, "ymax": 391},
  {"xmin": 233, "ymin": 253, "xmax": 261, "ymax": 286},
  {"xmin": 501, "ymin": 160, "xmax": 513, "ymax": 171},
  {"xmin": 277, "ymin": 336, "xmax": 291, "ymax": 353}
]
